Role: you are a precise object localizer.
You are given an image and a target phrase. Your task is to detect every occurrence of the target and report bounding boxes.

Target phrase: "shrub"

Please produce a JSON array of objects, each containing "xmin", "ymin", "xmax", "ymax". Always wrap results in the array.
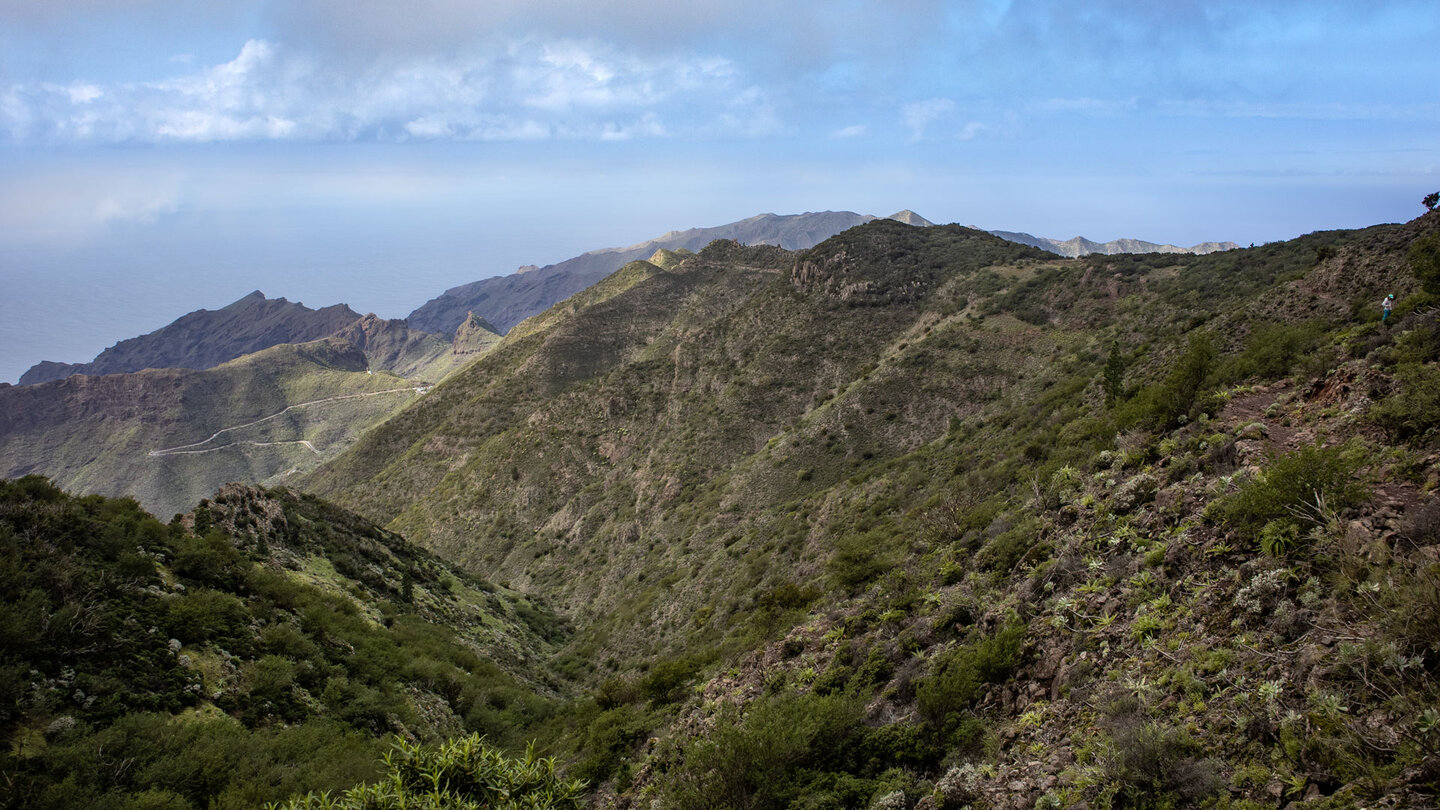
[
  {"xmin": 269, "ymin": 734, "xmax": 585, "ymax": 809},
  {"xmin": 1370, "ymin": 363, "xmax": 1440, "ymax": 443},
  {"xmin": 1381, "ymin": 561, "xmax": 1440, "ymax": 673},
  {"xmin": 1220, "ymin": 321, "xmax": 1327, "ymax": 382},
  {"xmin": 574, "ymin": 705, "xmax": 649, "ymax": 786},
  {"xmin": 639, "ymin": 658, "xmax": 700, "ymax": 705},
  {"xmin": 166, "ymin": 589, "xmax": 250, "ymax": 645},
  {"xmin": 1121, "ymin": 334, "xmax": 1220, "ymax": 428},
  {"xmin": 1214, "ymin": 442, "xmax": 1366, "ymax": 539},
  {"xmin": 658, "ymin": 692, "xmax": 866, "ymax": 810},
  {"xmin": 828, "ymin": 530, "xmax": 891, "ymax": 592},
  {"xmin": 1101, "ymin": 716, "xmax": 1225, "ymax": 809},
  {"xmin": 1410, "ymin": 231, "xmax": 1440, "ymax": 295},
  {"xmin": 978, "ymin": 516, "xmax": 1042, "ymax": 573},
  {"xmin": 916, "ymin": 621, "xmax": 1024, "ymax": 732}
]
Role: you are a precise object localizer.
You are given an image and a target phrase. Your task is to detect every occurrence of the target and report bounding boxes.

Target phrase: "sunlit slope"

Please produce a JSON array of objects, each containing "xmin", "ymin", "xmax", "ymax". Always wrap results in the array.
[
  {"xmin": 307, "ymin": 224, "xmax": 1054, "ymax": 642},
  {"xmin": 1, "ymin": 340, "xmax": 425, "ymax": 518}
]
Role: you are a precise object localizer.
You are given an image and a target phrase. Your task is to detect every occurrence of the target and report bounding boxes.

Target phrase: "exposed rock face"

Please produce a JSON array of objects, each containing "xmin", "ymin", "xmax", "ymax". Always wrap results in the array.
[
  {"xmin": 452, "ymin": 312, "xmax": 503, "ymax": 356},
  {"xmin": 988, "ymin": 230, "xmax": 1240, "ymax": 258},
  {"xmin": 330, "ymin": 313, "xmax": 465, "ymax": 378},
  {"xmin": 19, "ymin": 291, "xmax": 361, "ymax": 385},
  {"xmin": 886, "ymin": 209, "xmax": 936, "ymax": 227}
]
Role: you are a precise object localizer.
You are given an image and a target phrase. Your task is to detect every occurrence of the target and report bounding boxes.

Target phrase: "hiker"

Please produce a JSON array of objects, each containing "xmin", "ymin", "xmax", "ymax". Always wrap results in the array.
[{"xmin": 1382, "ymin": 293, "xmax": 1395, "ymax": 323}]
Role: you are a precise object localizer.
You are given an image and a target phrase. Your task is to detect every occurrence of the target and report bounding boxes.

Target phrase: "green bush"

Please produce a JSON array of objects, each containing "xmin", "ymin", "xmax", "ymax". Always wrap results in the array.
[
  {"xmin": 1219, "ymin": 321, "xmax": 1327, "ymax": 383},
  {"xmin": 166, "ymin": 589, "xmax": 250, "ymax": 646},
  {"xmin": 658, "ymin": 692, "xmax": 867, "ymax": 810},
  {"xmin": 1119, "ymin": 334, "xmax": 1220, "ymax": 428},
  {"xmin": 1410, "ymin": 231, "xmax": 1440, "ymax": 295},
  {"xmin": 1371, "ymin": 363, "xmax": 1440, "ymax": 443},
  {"xmin": 916, "ymin": 620, "xmax": 1024, "ymax": 733},
  {"xmin": 1214, "ymin": 442, "xmax": 1366, "ymax": 539},
  {"xmin": 828, "ymin": 530, "xmax": 891, "ymax": 592},
  {"xmin": 573, "ymin": 705, "xmax": 649, "ymax": 786},
  {"xmin": 639, "ymin": 658, "xmax": 700, "ymax": 705},
  {"xmin": 270, "ymin": 734, "xmax": 584, "ymax": 809}
]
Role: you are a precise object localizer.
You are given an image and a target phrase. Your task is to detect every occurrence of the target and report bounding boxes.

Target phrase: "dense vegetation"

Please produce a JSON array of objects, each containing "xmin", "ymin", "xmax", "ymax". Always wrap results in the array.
[{"xmin": 0, "ymin": 479, "xmax": 567, "ymax": 809}]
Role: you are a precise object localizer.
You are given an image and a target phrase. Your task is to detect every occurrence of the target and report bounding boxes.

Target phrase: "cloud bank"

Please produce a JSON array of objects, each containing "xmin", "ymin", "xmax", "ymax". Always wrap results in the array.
[
  {"xmin": 1, "ymin": 37, "xmax": 776, "ymax": 143},
  {"xmin": 5, "ymin": 1, "xmax": 1433, "ymax": 146}
]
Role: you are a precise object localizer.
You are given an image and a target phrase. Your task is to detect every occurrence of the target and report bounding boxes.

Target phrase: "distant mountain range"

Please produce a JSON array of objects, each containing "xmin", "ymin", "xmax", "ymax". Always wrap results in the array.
[
  {"xmin": 405, "ymin": 210, "xmax": 933, "ymax": 337},
  {"xmin": 13, "ymin": 212, "xmax": 1234, "ymax": 388},
  {"xmin": 987, "ymin": 230, "xmax": 1239, "ymax": 258},
  {"xmin": 19, "ymin": 291, "xmax": 362, "ymax": 385},
  {"xmin": 1, "ymin": 305, "xmax": 500, "ymax": 516},
  {"xmin": 405, "ymin": 210, "xmax": 1234, "ymax": 337},
  {"xmin": 1, "ymin": 208, "xmax": 1235, "ymax": 517}
]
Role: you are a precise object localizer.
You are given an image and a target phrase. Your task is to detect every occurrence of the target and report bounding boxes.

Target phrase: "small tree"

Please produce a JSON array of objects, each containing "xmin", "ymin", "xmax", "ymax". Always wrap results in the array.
[
  {"xmin": 1424, "ymin": 191, "xmax": 1439, "ymax": 212},
  {"xmin": 1102, "ymin": 343, "xmax": 1125, "ymax": 407}
]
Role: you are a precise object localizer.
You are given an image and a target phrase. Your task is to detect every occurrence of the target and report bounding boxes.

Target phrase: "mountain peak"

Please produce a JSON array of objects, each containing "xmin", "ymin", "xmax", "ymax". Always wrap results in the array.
[
  {"xmin": 18, "ymin": 295, "xmax": 361, "ymax": 385},
  {"xmin": 886, "ymin": 210, "xmax": 936, "ymax": 227},
  {"xmin": 453, "ymin": 311, "xmax": 503, "ymax": 356},
  {"xmin": 406, "ymin": 211, "xmax": 878, "ymax": 336}
]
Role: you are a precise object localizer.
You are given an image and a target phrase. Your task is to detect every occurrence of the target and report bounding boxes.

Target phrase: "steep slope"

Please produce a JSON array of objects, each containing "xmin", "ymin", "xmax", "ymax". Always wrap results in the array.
[
  {"xmin": 331, "ymin": 312, "xmax": 498, "ymax": 380},
  {"xmin": 19, "ymin": 291, "xmax": 361, "ymax": 385},
  {"xmin": 0, "ymin": 340, "xmax": 428, "ymax": 518},
  {"xmin": 990, "ymin": 229, "xmax": 1239, "ymax": 257},
  {"xmin": 309, "ymin": 222, "xmax": 1054, "ymax": 647},
  {"xmin": 0, "ymin": 477, "xmax": 569, "ymax": 809},
  {"xmin": 404, "ymin": 211, "xmax": 880, "ymax": 336},
  {"xmin": 308, "ymin": 211, "xmax": 1440, "ymax": 806},
  {"xmin": 1, "ymin": 308, "xmax": 497, "ymax": 518},
  {"xmin": 452, "ymin": 311, "xmax": 505, "ymax": 357}
]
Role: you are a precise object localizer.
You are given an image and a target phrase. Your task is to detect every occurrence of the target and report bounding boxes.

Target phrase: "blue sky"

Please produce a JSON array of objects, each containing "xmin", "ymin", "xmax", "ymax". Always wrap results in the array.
[{"xmin": 2, "ymin": 0, "xmax": 1437, "ymax": 382}]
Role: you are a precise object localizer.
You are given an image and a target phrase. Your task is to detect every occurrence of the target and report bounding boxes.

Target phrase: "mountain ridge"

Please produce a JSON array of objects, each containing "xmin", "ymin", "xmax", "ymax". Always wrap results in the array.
[
  {"xmin": 18, "ymin": 291, "xmax": 363, "ymax": 385},
  {"xmin": 403, "ymin": 211, "xmax": 882, "ymax": 337},
  {"xmin": 0, "ymin": 307, "xmax": 498, "ymax": 517},
  {"xmin": 988, "ymin": 229, "xmax": 1240, "ymax": 257}
]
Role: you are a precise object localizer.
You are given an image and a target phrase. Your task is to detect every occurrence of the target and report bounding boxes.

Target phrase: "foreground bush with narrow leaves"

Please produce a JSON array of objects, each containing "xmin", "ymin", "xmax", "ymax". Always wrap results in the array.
[{"xmin": 269, "ymin": 734, "xmax": 585, "ymax": 810}]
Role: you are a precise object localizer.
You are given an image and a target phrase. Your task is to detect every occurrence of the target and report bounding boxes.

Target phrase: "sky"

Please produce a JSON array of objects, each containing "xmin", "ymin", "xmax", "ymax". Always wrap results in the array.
[{"xmin": 1, "ymin": 0, "xmax": 1437, "ymax": 383}]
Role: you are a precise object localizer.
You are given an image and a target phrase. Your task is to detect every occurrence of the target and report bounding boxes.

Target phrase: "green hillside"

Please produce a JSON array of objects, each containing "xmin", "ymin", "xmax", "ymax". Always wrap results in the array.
[
  {"xmin": 0, "ymin": 331, "xmax": 480, "ymax": 519},
  {"xmin": 300, "ymin": 212, "xmax": 1440, "ymax": 806},
  {"xmin": 0, "ymin": 478, "xmax": 570, "ymax": 809}
]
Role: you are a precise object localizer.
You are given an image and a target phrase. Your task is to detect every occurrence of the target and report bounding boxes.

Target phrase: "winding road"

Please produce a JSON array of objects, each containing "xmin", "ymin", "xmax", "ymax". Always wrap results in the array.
[{"xmin": 147, "ymin": 385, "xmax": 428, "ymax": 457}]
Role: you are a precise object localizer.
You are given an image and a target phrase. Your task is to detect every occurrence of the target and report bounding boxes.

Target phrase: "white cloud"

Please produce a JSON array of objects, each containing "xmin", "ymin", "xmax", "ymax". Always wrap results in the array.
[
  {"xmin": 902, "ymin": 98, "xmax": 955, "ymax": 142},
  {"xmin": 831, "ymin": 124, "xmax": 867, "ymax": 138},
  {"xmin": 64, "ymin": 83, "xmax": 102, "ymax": 104},
  {"xmin": 0, "ymin": 36, "xmax": 756, "ymax": 144}
]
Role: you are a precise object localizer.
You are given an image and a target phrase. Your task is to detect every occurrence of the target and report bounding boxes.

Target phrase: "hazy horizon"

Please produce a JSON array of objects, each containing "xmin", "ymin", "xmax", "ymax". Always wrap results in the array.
[{"xmin": 3, "ymin": 0, "xmax": 1437, "ymax": 383}]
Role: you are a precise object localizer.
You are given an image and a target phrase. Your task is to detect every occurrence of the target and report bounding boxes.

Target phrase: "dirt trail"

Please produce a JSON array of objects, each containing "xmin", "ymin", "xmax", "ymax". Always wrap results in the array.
[{"xmin": 148, "ymin": 386, "xmax": 426, "ymax": 457}]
